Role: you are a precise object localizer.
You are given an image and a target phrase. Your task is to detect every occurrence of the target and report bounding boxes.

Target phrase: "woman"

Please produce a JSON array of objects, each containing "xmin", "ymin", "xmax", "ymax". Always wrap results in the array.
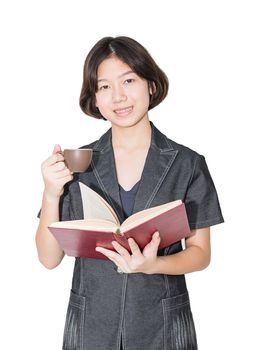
[{"xmin": 36, "ymin": 36, "xmax": 224, "ymax": 349}]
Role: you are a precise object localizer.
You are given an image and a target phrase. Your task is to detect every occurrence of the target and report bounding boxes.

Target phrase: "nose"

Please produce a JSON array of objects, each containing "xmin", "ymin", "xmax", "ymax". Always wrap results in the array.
[{"xmin": 112, "ymin": 85, "xmax": 127, "ymax": 103}]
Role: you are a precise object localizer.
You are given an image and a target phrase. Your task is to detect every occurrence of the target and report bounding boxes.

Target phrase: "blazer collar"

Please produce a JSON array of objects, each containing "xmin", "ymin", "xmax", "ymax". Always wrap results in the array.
[{"xmin": 90, "ymin": 121, "xmax": 178, "ymax": 224}]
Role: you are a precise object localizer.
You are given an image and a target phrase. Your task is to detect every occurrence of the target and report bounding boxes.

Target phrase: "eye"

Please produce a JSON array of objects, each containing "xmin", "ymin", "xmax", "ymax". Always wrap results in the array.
[
  {"xmin": 124, "ymin": 78, "xmax": 135, "ymax": 84},
  {"xmin": 99, "ymin": 85, "xmax": 110, "ymax": 91}
]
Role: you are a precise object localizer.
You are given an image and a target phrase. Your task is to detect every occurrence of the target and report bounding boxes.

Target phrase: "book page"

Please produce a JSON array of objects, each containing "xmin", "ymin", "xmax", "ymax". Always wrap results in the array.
[
  {"xmin": 79, "ymin": 182, "xmax": 119, "ymax": 224},
  {"xmin": 49, "ymin": 218, "xmax": 118, "ymax": 232},
  {"xmin": 120, "ymin": 200, "xmax": 182, "ymax": 232}
]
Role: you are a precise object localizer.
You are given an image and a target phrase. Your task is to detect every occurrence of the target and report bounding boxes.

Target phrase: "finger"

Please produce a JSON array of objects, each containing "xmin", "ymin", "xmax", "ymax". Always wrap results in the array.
[
  {"xmin": 128, "ymin": 238, "xmax": 141, "ymax": 256},
  {"xmin": 52, "ymin": 144, "xmax": 62, "ymax": 155},
  {"xmin": 58, "ymin": 174, "xmax": 74, "ymax": 184},
  {"xmin": 112, "ymin": 241, "xmax": 131, "ymax": 260},
  {"xmin": 43, "ymin": 153, "xmax": 64, "ymax": 167},
  {"xmin": 55, "ymin": 152, "xmax": 65, "ymax": 162},
  {"xmin": 52, "ymin": 161, "xmax": 67, "ymax": 172},
  {"xmin": 51, "ymin": 166, "xmax": 69, "ymax": 177},
  {"xmin": 142, "ymin": 231, "xmax": 161, "ymax": 256},
  {"xmin": 148, "ymin": 231, "xmax": 161, "ymax": 247},
  {"xmin": 55, "ymin": 169, "xmax": 73, "ymax": 180},
  {"xmin": 96, "ymin": 247, "xmax": 129, "ymax": 273},
  {"xmin": 153, "ymin": 231, "xmax": 160, "ymax": 240},
  {"xmin": 95, "ymin": 247, "xmax": 119, "ymax": 261}
]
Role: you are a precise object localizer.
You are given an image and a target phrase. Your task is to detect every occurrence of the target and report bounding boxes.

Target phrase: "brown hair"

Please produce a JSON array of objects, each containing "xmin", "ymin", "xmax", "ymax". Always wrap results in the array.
[{"xmin": 79, "ymin": 36, "xmax": 169, "ymax": 120}]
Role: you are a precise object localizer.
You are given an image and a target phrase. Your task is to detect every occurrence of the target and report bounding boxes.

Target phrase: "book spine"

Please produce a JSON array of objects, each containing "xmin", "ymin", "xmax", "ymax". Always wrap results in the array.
[{"xmin": 115, "ymin": 227, "xmax": 121, "ymax": 235}]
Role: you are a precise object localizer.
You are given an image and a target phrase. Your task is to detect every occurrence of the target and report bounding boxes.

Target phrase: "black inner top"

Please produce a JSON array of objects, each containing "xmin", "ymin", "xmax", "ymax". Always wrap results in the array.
[{"xmin": 118, "ymin": 180, "xmax": 141, "ymax": 219}]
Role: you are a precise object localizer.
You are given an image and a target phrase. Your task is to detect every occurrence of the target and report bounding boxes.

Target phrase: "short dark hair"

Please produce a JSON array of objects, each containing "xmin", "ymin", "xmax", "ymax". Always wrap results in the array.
[{"xmin": 79, "ymin": 36, "xmax": 169, "ymax": 120}]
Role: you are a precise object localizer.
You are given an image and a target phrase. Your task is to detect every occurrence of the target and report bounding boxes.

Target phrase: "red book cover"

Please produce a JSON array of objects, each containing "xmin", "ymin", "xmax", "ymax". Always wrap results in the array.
[{"xmin": 48, "ymin": 202, "xmax": 191, "ymax": 260}]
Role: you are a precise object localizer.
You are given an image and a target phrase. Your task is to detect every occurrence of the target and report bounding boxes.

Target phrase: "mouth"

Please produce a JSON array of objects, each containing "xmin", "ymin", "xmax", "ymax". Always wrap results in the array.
[{"xmin": 113, "ymin": 106, "xmax": 133, "ymax": 116}]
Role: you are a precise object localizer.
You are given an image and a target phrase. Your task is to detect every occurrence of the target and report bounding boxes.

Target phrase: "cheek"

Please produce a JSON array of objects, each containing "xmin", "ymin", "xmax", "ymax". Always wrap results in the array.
[
  {"xmin": 95, "ymin": 94, "xmax": 109, "ymax": 109},
  {"xmin": 133, "ymin": 87, "xmax": 150, "ymax": 106}
]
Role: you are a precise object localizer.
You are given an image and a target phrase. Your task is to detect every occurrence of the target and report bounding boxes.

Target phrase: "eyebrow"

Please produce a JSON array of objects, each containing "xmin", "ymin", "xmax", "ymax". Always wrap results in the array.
[{"xmin": 97, "ymin": 70, "xmax": 135, "ymax": 83}]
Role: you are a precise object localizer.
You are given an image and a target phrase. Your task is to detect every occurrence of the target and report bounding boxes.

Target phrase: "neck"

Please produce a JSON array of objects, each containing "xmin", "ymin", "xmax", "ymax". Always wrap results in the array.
[{"xmin": 111, "ymin": 117, "xmax": 152, "ymax": 151}]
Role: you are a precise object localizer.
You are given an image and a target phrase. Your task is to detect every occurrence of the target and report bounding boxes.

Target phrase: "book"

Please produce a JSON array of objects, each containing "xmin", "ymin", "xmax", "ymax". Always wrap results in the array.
[{"xmin": 48, "ymin": 182, "xmax": 192, "ymax": 260}]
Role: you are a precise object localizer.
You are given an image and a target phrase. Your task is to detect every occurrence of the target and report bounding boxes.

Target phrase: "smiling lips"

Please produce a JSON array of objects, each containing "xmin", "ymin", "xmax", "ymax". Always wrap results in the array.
[{"xmin": 114, "ymin": 106, "xmax": 133, "ymax": 116}]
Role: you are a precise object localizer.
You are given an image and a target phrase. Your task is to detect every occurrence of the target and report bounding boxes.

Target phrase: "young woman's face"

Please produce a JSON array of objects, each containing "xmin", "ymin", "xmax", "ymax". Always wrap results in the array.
[{"xmin": 95, "ymin": 56, "xmax": 152, "ymax": 128}]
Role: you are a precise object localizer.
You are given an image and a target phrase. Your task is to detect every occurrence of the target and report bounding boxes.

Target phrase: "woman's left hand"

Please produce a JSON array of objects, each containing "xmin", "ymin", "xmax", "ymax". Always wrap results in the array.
[{"xmin": 95, "ymin": 231, "xmax": 161, "ymax": 274}]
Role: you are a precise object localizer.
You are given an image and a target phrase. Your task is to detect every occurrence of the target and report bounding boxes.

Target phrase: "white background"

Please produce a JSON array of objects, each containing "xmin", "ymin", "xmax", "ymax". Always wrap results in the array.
[{"xmin": 1, "ymin": 0, "xmax": 255, "ymax": 349}]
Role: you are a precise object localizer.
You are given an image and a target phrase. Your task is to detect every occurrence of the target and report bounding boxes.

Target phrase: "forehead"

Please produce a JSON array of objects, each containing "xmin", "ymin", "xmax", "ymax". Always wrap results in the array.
[{"xmin": 97, "ymin": 56, "xmax": 133, "ymax": 80}]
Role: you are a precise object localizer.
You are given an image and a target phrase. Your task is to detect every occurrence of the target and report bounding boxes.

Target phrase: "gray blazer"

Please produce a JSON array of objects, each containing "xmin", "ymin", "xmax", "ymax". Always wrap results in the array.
[{"xmin": 59, "ymin": 121, "xmax": 224, "ymax": 350}]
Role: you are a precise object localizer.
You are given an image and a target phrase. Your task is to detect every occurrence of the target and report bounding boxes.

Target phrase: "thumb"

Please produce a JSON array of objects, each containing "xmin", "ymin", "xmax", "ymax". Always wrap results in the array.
[
  {"xmin": 152, "ymin": 231, "xmax": 161, "ymax": 247},
  {"xmin": 52, "ymin": 144, "xmax": 62, "ymax": 155},
  {"xmin": 153, "ymin": 231, "xmax": 160, "ymax": 240}
]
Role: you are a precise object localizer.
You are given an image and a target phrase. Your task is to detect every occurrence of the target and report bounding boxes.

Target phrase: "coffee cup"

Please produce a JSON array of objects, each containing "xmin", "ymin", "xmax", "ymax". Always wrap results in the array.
[{"xmin": 63, "ymin": 149, "xmax": 93, "ymax": 173}]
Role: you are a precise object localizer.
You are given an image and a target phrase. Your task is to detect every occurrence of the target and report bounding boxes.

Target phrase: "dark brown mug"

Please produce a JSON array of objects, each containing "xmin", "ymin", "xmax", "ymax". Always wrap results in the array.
[{"xmin": 63, "ymin": 149, "xmax": 93, "ymax": 172}]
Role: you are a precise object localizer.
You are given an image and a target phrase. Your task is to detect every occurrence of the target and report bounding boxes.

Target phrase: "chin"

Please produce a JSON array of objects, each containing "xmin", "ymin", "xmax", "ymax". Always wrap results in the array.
[
  {"xmin": 104, "ymin": 110, "xmax": 148, "ymax": 128},
  {"xmin": 114, "ymin": 116, "xmax": 144, "ymax": 128}
]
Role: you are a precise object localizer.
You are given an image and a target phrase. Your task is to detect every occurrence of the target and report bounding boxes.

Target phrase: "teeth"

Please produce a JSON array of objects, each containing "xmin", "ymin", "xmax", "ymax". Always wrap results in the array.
[{"xmin": 115, "ymin": 106, "xmax": 132, "ymax": 113}]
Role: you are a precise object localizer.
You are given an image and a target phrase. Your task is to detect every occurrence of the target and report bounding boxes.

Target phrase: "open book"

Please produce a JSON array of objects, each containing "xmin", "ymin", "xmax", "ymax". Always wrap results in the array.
[{"xmin": 48, "ymin": 182, "xmax": 192, "ymax": 260}]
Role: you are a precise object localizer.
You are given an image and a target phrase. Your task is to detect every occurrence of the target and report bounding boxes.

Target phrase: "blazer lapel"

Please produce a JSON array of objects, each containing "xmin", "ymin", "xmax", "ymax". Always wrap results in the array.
[
  {"xmin": 91, "ymin": 128, "xmax": 125, "ymax": 224},
  {"xmin": 90, "ymin": 121, "xmax": 178, "ymax": 223},
  {"xmin": 132, "ymin": 122, "xmax": 178, "ymax": 214}
]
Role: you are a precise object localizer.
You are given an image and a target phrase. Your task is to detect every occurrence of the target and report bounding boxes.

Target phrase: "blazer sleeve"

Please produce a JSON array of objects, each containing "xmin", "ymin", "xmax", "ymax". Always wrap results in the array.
[{"xmin": 185, "ymin": 155, "xmax": 224, "ymax": 230}]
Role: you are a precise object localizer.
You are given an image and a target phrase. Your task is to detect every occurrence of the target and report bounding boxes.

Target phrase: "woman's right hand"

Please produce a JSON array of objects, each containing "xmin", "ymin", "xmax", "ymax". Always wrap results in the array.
[{"xmin": 41, "ymin": 144, "xmax": 73, "ymax": 199}]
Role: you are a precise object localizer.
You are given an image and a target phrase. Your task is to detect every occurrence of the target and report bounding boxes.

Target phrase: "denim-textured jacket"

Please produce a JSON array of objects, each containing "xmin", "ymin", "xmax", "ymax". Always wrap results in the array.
[{"xmin": 58, "ymin": 121, "xmax": 224, "ymax": 350}]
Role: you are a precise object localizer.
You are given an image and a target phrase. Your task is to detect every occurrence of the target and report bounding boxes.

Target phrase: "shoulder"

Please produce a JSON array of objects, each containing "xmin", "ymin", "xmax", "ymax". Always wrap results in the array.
[
  {"xmin": 78, "ymin": 139, "xmax": 99, "ymax": 150},
  {"xmin": 152, "ymin": 122, "xmax": 204, "ymax": 163},
  {"xmin": 168, "ymin": 138, "xmax": 202, "ymax": 158},
  {"xmin": 159, "ymin": 129, "xmax": 205, "ymax": 169},
  {"xmin": 152, "ymin": 122, "xmax": 208, "ymax": 178}
]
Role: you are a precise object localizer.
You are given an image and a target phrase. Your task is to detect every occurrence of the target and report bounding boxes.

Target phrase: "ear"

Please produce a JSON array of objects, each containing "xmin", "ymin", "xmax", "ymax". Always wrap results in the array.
[{"xmin": 149, "ymin": 82, "xmax": 156, "ymax": 95}]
